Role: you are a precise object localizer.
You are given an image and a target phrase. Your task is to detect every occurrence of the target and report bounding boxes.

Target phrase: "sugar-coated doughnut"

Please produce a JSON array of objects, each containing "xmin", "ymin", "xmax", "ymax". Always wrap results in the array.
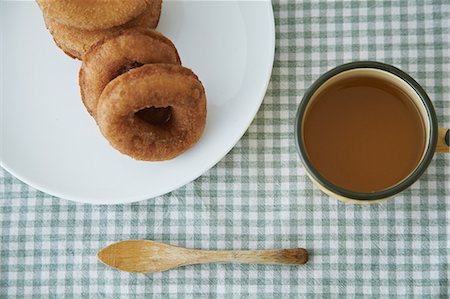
[
  {"xmin": 96, "ymin": 64, "xmax": 207, "ymax": 161},
  {"xmin": 42, "ymin": 0, "xmax": 162, "ymax": 60},
  {"xmin": 37, "ymin": 0, "xmax": 149, "ymax": 30},
  {"xmin": 79, "ymin": 28, "xmax": 181, "ymax": 117}
]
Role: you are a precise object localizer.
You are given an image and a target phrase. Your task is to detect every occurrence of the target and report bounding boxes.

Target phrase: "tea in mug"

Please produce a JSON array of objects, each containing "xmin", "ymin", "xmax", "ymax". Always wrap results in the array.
[{"xmin": 302, "ymin": 75, "xmax": 426, "ymax": 193}]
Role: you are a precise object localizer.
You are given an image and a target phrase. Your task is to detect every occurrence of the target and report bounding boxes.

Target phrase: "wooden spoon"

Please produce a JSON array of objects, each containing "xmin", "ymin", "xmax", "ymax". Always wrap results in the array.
[{"xmin": 98, "ymin": 240, "xmax": 308, "ymax": 273}]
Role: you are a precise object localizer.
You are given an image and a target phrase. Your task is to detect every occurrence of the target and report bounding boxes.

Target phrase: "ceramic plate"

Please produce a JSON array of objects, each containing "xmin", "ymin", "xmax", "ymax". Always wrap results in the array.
[{"xmin": 0, "ymin": 0, "xmax": 275, "ymax": 204}]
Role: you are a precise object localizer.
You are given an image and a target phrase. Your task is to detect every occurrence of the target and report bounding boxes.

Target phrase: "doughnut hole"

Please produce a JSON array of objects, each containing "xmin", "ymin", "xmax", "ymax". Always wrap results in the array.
[
  {"xmin": 135, "ymin": 106, "xmax": 172, "ymax": 126},
  {"xmin": 114, "ymin": 61, "xmax": 144, "ymax": 79}
]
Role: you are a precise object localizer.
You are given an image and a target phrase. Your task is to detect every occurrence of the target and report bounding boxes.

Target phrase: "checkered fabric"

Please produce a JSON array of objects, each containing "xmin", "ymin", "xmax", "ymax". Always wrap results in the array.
[{"xmin": 1, "ymin": 0, "xmax": 449, "ymax": 297}]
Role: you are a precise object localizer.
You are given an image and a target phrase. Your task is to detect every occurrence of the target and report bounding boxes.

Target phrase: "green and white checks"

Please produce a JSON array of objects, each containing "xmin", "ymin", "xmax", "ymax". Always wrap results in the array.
[{"xmin": 1, "ymin": 0, "xmax": 449, "ymax": 297}]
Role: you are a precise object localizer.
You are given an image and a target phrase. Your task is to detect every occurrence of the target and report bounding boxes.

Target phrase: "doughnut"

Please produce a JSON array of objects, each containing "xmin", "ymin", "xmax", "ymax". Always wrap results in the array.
[
  {"xmin": 96, "ymin": 64, "xmax": 207, "ymax": 161},
  {"xmin": 79, "ymin": 28, "xmax": 181, "ymax": 117},
  {"xmin": 42, "ymin": 0, "xmax": 162, "ymax": 60},
  {"xmin": 36, "ymin": 0, "xmax": 149, "ymax": 30}
]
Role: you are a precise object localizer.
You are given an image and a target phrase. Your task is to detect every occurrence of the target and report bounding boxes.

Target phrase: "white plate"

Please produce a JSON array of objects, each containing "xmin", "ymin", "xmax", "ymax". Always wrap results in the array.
[{"xmin": 0, "ymin": 0, "xmax": 275, "ymax": 204}]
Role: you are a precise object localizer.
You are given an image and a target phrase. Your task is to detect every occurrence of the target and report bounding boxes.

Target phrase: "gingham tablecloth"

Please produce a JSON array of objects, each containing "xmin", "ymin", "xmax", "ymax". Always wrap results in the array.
[{"xmin": 1, "ymin": 1, "xmax": 449, "ymax": 297}]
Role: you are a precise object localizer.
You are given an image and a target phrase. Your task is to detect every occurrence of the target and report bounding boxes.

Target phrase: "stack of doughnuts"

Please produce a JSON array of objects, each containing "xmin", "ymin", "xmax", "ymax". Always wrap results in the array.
[
  {"xmin": 37, "ymin": 0, "xmax": 162, "ymax": 60},
  {"xmin": 81, "ymin": 29, "xmax": 207, "ymax": 161},
  {"xmin": 37, "ymin": 1, "xmax": 207, "ymax": 161}
]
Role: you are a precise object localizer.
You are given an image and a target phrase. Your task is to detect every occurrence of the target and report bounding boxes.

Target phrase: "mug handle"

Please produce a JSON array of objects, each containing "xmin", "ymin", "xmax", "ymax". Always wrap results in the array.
[{"xmin": 437, "ymin": 128, "xmax": 450, "ymax": 153}]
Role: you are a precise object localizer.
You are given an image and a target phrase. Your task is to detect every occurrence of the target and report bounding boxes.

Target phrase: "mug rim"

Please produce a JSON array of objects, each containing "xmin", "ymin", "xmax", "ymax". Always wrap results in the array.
[{"xmin": 295, "ymin": 61, "xmax": 438, "ymax": 201}]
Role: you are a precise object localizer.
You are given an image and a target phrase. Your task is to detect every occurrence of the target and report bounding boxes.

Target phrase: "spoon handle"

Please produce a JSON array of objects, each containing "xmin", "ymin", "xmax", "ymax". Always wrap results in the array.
[{"xmin": 190, "ymin": 248, "xmax": 308, "ymax": 265}]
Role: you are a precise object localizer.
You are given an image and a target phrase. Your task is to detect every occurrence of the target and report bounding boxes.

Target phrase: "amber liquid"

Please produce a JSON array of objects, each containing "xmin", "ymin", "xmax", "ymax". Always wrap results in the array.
[{"xmin": 303, "ymin": 76, "xmax": 426, "ymax": 193}]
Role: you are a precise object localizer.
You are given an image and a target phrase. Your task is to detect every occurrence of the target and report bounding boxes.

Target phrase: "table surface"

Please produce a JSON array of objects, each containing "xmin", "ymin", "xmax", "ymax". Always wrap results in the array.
[{"xmin": 1, "ymin": 0, "xmax": 449, "ymax": 297}]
